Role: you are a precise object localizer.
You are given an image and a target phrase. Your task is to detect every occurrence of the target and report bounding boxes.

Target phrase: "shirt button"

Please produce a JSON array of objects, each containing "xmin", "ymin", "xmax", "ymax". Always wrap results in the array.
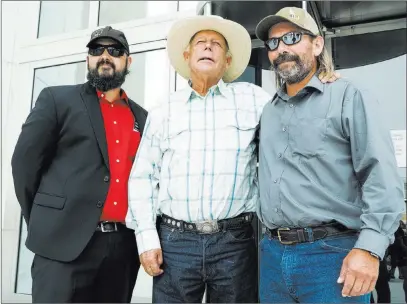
[
  {"xmin": 282, "ymin": 127, "xmax": 286, "ymax": 132},
  {"xmin": 96, "ymin": 201, "xmax": 103, "ymax": 208},
  {"xmin": 104, "ymin": 176, "xmax": 109, "ymax": 182},
  {"xmin": 116, "ymin": 179, "xmax": 120, "ymax": 183},
  {"xmin": 289, "ymin": 104, "xmax": 294, "ymax": 108},
  {"xmin": 113, "ymin": 202, "xmax": 117, "ymax": 206},
  {"xmin": 273, "ymin": 179, "xmax": 278, "ymax": 183},
  {"xmin": 101, "ymin": 94, "xmax": 104, "ymax": 97},
  {"xmin": 113, "ymin": 121, "xmax": 117, "ymax": 124},
  {"xmin": 278, "ymin": 153, "xmax": 282, "ymax": 158},
  {"xmin": 274, "ymin": 208, "xmax": 279, "ymax": 212},
  {"xmin": 116, "ymin": 159, "xmax": 120, "ymax": 163},
  {"xmin": 111, "ymin": 104, "xmax": 114, "ymax": 108},
  {"xmin": 116, "ymin": 140, "xmax": 119, "ymax": 143}
]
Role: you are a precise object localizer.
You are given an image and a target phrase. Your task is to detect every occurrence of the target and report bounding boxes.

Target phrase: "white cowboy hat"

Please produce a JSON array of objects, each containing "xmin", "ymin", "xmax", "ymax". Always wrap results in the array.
[{"xmin": 166, "ymin": 15, "xmax": 252, "ymax": 83}]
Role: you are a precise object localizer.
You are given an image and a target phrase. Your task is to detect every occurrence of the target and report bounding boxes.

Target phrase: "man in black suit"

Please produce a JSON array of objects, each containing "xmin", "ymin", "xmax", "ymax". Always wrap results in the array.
[{"xmin": 11, "ymin": 26, "xmax": 147, "ymax": 303}]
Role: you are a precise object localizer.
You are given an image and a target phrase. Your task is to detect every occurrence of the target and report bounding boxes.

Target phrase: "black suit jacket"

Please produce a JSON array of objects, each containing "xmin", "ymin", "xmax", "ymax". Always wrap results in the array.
[{"xmin": 11, "ymin": 82, "xmax": 147, "ymax": 262}]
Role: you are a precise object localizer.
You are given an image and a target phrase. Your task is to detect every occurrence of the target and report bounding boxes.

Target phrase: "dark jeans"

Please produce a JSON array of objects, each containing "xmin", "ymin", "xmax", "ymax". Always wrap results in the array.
[
  {"xmin": 31, "ymin": 228, "xmax": 140, "ymax": 303},
  {"xmin": 260, "ymin": 232, "xmax": 370, "ymax": 303},
  {"xmin": 153, "ymin": 220, "xmax": 257, "ymax": 303}
]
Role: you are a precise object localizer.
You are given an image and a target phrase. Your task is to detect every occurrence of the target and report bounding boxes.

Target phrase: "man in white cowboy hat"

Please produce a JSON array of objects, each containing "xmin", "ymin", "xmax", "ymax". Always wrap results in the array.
[
  {"xmin": 128, "ymin": 15, "xmax": 261, "ymax": 303},
  {"xmin": 128, "ymin": 14, "xmax": 338, "ymax": 303},
  {"xmin": 254, "ymin": 7, "xmax": 405, "ymax": 303}
]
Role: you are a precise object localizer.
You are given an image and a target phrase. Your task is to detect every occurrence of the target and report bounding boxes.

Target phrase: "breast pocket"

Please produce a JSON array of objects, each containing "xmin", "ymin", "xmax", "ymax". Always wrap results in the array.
[
  {"xmin": 226, "ymin": 109, "xmax": 258, "ymax": 153},
  {"xmin": 166, "ymin": 118, "xmax": 191, "ymax": 151},
  {"xmin": 289, "ymin": 117, "xmax": 328, "ymax": 157}
]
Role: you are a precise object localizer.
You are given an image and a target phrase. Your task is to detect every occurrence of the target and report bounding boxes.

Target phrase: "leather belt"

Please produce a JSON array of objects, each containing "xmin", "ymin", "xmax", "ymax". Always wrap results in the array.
[
  {"xmin": 266, "ymin": 223, "xmax": 355, "ymax": 245},
  {"xmin": 159, "ymin": 213, "xmax": 254, "ymax": 234},
  {"xmin": 96, "ymin": 221, "xmax": 127, "ymax": 233}
]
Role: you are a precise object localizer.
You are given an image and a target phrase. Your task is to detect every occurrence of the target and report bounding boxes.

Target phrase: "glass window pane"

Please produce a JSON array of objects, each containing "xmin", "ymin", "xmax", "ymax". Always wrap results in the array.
[
  {"xmin": 38, "ymin": 1, "xmax": 90, "ymax": 38},
  {"xmin": 98, "ymin": 1, "xmax": 177, "ymax": 26},
  {"xmin": 15, "ymin": 221, "xmax": 31, "ymax": 295},
  {"xmin": 122, "ymin": 49, "xmax": 171, "ymax": 111},
  {"xmin": 16, "ymin": 62, "xmax": 86, "ymax": 295},
  {"xmin": 178, "ymin": 1, "xmax": 199, "ymax": 11},
  {"xmin": 32, "ymin": 62, "xmax": 86, "ymax": 106}
]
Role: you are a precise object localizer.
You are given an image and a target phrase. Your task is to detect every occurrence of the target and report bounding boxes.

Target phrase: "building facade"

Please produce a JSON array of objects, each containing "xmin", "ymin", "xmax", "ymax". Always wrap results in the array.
[{"xmin": 1, "ymin": 1, "xmax": 406, "ymax": 303}]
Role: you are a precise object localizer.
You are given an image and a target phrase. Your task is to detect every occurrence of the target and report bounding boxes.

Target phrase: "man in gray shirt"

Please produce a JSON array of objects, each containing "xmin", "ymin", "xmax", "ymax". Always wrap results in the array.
[{"xmin": 255, "ymin": 7, "xmax": 405, "ymax": 303}]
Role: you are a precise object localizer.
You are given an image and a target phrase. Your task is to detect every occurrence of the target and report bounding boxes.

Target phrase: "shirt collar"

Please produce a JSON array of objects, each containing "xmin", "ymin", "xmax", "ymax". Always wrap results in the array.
[
  {"xmin": 96, "ymin": 89, "xmax": 129, "ymax": 105},
  {"xmin": 275, "ymin": 73, "xmax": 324, "ymax": 103},
  {"xmin": 179, "ymin": 78, "xmax": 232, "ymax": 103},
  {"xmin": 304, "ymin": 74, "xmax": 324, "ymax": 93},
  {"xmin": 275, "ymin": 85, "xmax": 289, "ymax": 102}
]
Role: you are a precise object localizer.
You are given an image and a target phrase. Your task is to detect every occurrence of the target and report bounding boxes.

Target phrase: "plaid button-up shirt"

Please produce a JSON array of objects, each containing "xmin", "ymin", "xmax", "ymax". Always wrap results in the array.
[{"xmin": 128, "ymin": 79, "xmax": 271, "ymax": 254}]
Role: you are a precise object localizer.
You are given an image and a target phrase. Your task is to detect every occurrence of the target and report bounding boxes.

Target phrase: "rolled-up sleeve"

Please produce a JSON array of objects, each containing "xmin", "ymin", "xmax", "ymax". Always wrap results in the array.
[
  {"xmin": 129, "ymin": 108, "xmax": 164, "ymax": 255},
  {"xmin": 342, "ymin": 89, "xmax": 405, "ymax": 259}
]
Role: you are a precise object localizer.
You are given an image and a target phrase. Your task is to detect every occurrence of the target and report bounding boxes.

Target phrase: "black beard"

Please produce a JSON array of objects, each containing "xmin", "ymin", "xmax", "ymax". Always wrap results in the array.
[
  {"xmin": 87, "ymin": 59, "xmax": 130, "ymax": 92},
  {"xmin": 271, "ymin": 53, "xmax": 312, "ymax": 84}
]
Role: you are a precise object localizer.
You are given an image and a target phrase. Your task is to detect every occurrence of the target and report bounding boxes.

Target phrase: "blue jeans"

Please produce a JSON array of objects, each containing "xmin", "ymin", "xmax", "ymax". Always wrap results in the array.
[
  {"xmin": 153, "ymin": 220, "xmax": 257, "ymax": 303},
  {"xmin": 259, "ymin": 232, "xmax": 371, "ymax": 303}
]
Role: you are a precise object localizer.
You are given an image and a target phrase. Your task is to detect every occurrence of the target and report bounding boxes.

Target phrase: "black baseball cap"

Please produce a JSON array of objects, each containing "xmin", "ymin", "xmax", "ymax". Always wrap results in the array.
[{"xmin": 86, "ymin": 26, "xmax": 130, "ymax": 54}]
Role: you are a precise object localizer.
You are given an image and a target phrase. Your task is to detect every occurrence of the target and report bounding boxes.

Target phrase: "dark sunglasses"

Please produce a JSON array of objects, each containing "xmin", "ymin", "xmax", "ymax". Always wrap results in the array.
[
  {"xmin": 264, "ymin": 32, "xmax": 315, "ymax": 51},
  {"xmin": 88, "ymin": 45, "xmax": 127, "ymax": 57}
]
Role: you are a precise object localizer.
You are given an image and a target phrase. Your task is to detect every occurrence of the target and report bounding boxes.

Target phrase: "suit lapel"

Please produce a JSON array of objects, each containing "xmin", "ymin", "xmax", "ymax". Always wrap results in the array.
[
  {"xmin": 129, "ymin": 102, "xmax": 147, "ymax": 136},
  {"xmin": 80, "ymin": 83, "xmax": 110, "ymax": 169}
]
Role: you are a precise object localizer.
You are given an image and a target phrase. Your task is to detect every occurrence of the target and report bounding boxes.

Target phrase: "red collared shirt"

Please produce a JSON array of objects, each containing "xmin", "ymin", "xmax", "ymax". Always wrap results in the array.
[{"xmin": 97, "ymin": 90, "xmax": 141, "ymax": 222}]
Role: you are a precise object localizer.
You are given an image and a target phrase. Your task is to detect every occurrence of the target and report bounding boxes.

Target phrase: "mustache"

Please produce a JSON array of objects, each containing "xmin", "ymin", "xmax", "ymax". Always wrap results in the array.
[
  {"xmin": 87, "ymin": 62, "xmax": 130, "ymax": 92},
  {"xmin": 271, "ymin": 53, "xmax": 300, "ymax": 69},
  {"xmin": 97, "ymin": 59, "xmax": 116, "ymax": 70}
]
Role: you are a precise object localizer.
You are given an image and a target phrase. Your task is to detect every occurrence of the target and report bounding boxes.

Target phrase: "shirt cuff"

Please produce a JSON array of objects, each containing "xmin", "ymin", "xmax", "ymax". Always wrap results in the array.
[
  {"xmin": 135, "ymin": 229, "xmax": 161, "ymax": 255},
  {"xmin": 354, "ymin": 229, "xmax": 390, "ymax": 260}
]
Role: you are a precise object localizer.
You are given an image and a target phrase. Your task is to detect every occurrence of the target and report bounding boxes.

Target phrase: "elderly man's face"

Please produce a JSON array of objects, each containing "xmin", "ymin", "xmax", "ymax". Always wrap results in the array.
[
  {"xmin": 267, "ymin": 22, "xmax": 323, "ymax": 84},
  {"xmin": 183, "ymin": 30, "xmax": 231, "ymax": 80}
]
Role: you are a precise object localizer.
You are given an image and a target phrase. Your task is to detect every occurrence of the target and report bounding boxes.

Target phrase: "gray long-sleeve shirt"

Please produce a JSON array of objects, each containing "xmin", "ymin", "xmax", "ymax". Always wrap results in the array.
[{"xmin": 258, "ymin": 75, "xmax": 405, "ymax": 259}]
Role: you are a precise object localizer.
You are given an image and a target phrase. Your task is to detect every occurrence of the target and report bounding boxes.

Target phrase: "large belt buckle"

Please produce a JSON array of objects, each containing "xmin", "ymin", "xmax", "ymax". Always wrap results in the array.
[
  {"xmin": 100, "ymin": 221, "xmax": 117, "ymax": 233},
  {"xmin": 277, "ymin": 227, "xmax": 294, "ymax": 245},
  {"xmin": 195, "ymin": 220, "xmax": 219, "ymax": 234}
]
